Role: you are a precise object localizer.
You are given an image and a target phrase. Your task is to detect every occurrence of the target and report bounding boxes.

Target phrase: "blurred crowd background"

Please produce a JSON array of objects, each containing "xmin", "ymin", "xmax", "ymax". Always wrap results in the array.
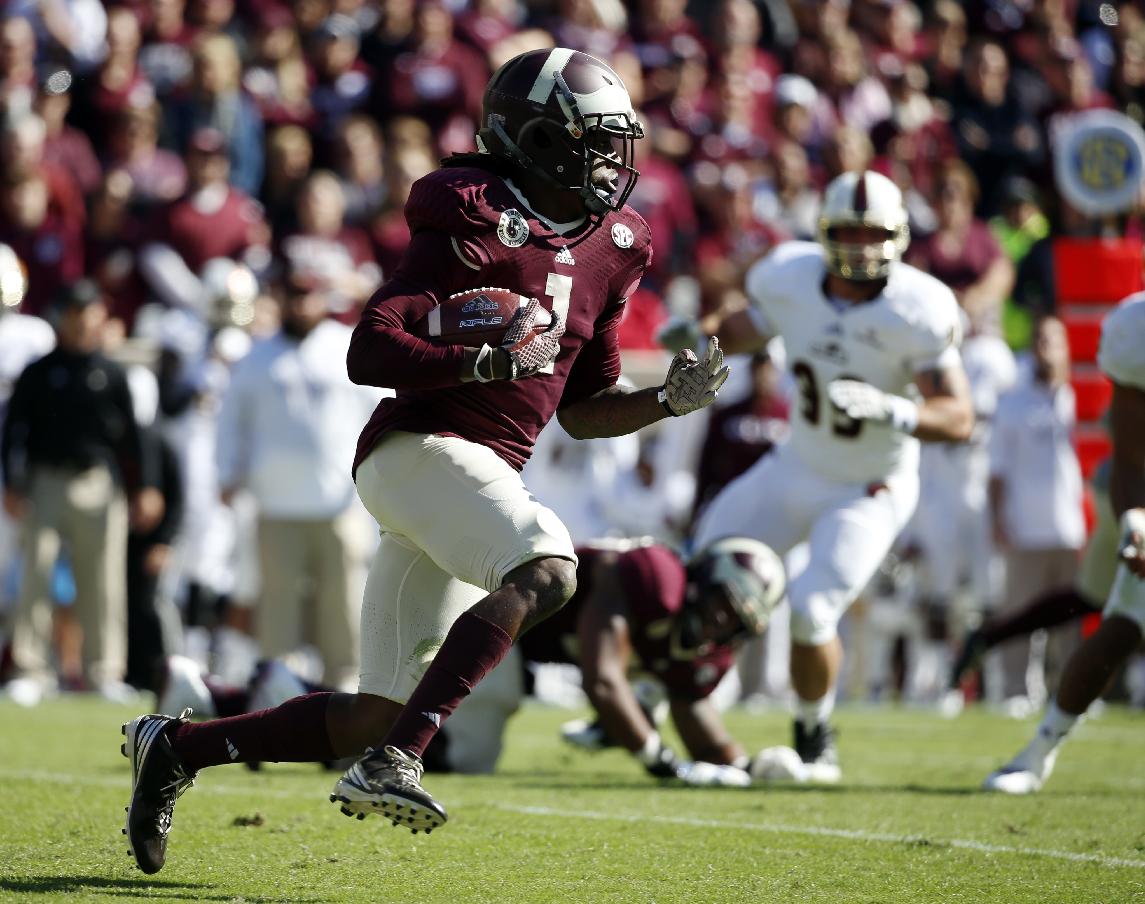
[{"xmin": 0, "ymin": 0, "xmax": 1143, "ymax": 717}]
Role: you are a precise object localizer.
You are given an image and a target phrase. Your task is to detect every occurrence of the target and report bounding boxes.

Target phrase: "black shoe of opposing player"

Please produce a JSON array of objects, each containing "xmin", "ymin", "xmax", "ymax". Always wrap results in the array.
[
  {"xmin": 121, "ymin": 708, "xmax": 197, "ymax": 874},
  {"xmin": 330, "ymin": 745, "xmax": 447, "ymax": 834},
  {"xmin": 948, "ymin": 628, "xmax": 990, "ymax": 689},
  {"xmin": 793, "ymin": 719, "xmax": 842, "ymax": 783}
]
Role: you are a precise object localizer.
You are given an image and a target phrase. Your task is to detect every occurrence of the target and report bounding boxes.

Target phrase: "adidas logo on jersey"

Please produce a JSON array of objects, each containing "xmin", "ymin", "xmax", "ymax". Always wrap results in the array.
[
  {"xmin": 555, "ymin": 246, "xmax": 576, "ymax": 266},
  {"xmin": 226, "ymin": 738, "xmax": 240, "ymax": 761}
]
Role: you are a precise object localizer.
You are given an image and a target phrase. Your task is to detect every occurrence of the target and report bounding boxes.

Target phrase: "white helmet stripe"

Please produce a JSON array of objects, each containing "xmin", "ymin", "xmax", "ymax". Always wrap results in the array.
[{"xmin": 527, "ymin": 47, "xmax": 576, "ymax": 103}]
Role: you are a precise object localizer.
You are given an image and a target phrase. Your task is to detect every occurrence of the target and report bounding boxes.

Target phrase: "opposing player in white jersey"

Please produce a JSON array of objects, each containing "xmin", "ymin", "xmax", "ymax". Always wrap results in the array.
[
  {"xmin": 666, "ymin": 170, "xmax": 975, "ymax": 779},
  {"xmin": 983, "ymin": 293, "xmax": 1145, "ymax": 794}
]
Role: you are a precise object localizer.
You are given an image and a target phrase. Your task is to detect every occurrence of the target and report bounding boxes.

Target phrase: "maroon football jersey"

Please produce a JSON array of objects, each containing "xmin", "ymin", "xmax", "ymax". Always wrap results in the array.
[
  {"xmin": 349, "ymin": 164, "xmax": 653, "ymax": 473},
  {"xmin": 517, "ymin": 544, "xmax": 737, "ymax": 702}
]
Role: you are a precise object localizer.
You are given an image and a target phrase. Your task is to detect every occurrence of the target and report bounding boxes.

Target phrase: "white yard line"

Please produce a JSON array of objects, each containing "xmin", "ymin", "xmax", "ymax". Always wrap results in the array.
[
  {"xmin": 4, "ymin": 768, "xmax": 1144, "ymax": 871},
  {"xmin": 495, "ymin": 804, "xmax": 1145, "ymax": 871}
]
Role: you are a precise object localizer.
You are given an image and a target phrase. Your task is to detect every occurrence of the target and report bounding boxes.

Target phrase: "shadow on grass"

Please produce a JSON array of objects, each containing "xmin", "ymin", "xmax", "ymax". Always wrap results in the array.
[{"xmin": 0, "ymin": 875, "xmax": 331, "ymax": 903}]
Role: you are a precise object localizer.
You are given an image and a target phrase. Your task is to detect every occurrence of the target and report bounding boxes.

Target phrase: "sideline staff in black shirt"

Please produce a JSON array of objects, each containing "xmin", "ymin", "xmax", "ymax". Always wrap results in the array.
[{"xmin": 2, "ymin": 281, "xmax": 160, "ymax": 694}]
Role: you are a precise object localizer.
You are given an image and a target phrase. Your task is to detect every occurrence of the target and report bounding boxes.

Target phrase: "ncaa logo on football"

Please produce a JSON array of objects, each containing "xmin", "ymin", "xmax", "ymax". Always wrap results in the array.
[
  {"xmin": 497, "ymin": 209, "xmax": 530, "ymax": 247},
  {"xmin": 611, "ymin": 223, "xmax": 634, "ymax": 248}
]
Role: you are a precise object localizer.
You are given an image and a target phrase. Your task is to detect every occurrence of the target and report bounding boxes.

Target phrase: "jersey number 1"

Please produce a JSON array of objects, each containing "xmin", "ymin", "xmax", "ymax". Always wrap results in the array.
[
  {"xmin": 791, "ymin": 359, "xmax": 863, "ymax": 438},
  {"xmin": 540, "ymin": 272, "xmax": 572, "ymax": 375}
]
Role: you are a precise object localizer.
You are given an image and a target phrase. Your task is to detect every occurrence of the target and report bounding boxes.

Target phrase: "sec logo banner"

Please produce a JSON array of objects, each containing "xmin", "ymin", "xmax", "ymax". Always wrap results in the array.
[{"xmin": 1053, "ymin": 110, "xmax": 1145, "ymax": 215}]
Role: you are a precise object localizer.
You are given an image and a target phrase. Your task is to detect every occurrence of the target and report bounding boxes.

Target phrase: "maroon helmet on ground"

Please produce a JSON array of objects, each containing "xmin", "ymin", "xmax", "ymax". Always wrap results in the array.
[{"xmin": 477, "ymin": 47, "xmax": 644, "ymax": 215}]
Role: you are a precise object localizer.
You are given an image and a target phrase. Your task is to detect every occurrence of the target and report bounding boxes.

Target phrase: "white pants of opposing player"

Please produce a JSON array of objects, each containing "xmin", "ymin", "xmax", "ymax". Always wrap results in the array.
[
  {"xmin": 694, "ymin": 444, "xmax": 920, "ymax": 647},
  {"xmin": 353, "ymin": 431, "xmax": 575, "ymax": 704}
]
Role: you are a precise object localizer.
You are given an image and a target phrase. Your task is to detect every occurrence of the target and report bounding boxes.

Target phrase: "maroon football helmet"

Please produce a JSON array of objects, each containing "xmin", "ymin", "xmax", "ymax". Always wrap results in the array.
[{"xmin": 477, "ymin": 48, "xmax": 643, "ymax": 215}]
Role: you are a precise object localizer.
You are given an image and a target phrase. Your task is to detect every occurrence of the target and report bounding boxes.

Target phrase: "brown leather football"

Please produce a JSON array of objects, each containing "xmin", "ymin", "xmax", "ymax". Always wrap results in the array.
[{"xmin": 414, "ymin": 287, "xmax": 549, "ymax": 347}]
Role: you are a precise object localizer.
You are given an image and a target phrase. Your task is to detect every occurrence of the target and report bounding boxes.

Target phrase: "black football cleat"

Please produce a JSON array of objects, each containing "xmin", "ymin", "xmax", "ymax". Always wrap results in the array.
[
  {"xmin": 121, "ymin": 708, "xmax": 197, "ymax": 874},
  {"xmin": 793, "ymin": 719, "xmax": 842, "ymax": 783},
  {"xmin": 330, "ymin": 745, "xmax": 447, "ymax": 833}
]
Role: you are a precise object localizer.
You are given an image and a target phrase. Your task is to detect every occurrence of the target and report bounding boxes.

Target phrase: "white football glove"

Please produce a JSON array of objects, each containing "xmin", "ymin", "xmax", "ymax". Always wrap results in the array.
[
  {"xmin": 1119, "ymin": 508, "xmax": 1145, "ymax": 578},
  {"xmin": 656, "ymin": 315, "xmax": 703, "ymax": 354},
  {"xmin": 827, "ymin": 379, "xmax": 918, "ymax": 433},
  {"xmin": 658, "ymin": 336, "xmax": 730, "ymax": 416},
  {"xmin": 677, "ymin": 761, "xmax": 753, "ymax": 787},
  {"xmin": 497, "ymin": 298, "xmax": 565, "ymax": 380}
]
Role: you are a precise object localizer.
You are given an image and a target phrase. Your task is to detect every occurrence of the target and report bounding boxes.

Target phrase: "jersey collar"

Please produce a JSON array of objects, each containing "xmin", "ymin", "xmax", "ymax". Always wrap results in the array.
[{"xmin": 503, "ymin": 178, "xmax": 587, "ymax": 236}]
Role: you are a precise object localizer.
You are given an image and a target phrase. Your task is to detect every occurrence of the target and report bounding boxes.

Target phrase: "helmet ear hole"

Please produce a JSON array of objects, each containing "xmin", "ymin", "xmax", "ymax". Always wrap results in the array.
[{"xmin": 533, "ymin": 128, "xmax": 553, "ymax": 149}]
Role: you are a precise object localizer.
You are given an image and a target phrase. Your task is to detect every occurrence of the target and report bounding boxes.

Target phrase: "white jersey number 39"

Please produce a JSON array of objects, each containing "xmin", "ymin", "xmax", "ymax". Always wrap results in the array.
[{"xmin": 791, "ymin": 359, "xmax": 864, "ymax": 439}]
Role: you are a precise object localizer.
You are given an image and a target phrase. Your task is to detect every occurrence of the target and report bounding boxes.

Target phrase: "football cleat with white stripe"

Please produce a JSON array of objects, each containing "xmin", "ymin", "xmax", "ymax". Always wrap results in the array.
[
  {"xmin": 329, "ymin": 745, "xmax": 447, "ymax": 833},
  {"xmin": 121, "ymin": 709, "xmax": 197, "ymax": 874},
  {"xmin": 982, "ymin": 740, "xmax": 1058, "ymax": 795}
]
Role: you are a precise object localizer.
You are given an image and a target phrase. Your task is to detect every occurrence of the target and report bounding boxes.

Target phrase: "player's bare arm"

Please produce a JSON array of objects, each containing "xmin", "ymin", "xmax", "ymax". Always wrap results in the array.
[
  {"xmin": 826, "ymin": 361, "xmax": 973, "ymax": 443},
  {"xmin": 668, "ymin": 696, "xmax": 746, "ymax": 766},
  {"xmin": 558, "ymin": 336, "xmax": 730, "ymax": 438},
  {"xmin": 575, "ymin": 557, "xmax": 660, "ymax": 753},
  {"xmin": 574, "ymin": 558, "xmax": 695, "ymax": 778},
  {"xmin": 911, "ymin": 361, "xmax": 976, "ymax": 443},
  {"xmin": 1108, "ymin": 381, "xmax": 1145, "ymax": 577},
  {"xmin": 558, "ymin": 383, "xmax": 669, "ymax": 437}
]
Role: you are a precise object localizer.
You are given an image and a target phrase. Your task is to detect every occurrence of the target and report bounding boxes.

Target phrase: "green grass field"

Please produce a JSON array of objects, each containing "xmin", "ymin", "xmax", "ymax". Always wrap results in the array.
[{"xmin": 1, "ymin": 699, "xmax": 1143, "ymax": 904}]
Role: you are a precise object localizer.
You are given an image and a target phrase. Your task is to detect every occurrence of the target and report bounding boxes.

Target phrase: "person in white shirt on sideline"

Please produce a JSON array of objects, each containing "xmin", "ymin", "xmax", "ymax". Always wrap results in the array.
[
  {"xmin": 987, "ymin": 316, "xmax": 1085, "ymax": 708},
  {"xmin": 215, "ymin": 272, "xmax": 384, "ymax": 688}
]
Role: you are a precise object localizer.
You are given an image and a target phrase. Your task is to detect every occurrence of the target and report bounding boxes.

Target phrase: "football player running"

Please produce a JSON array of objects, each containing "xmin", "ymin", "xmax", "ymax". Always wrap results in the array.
[
  {"xmin": 119, "ymin": 48, "xmax": 730, "ymax": 874},
  {"xmin": 435, "ymin": 537, "xmax": 786, "ymax": 783},
  {"xmin": 663, "ymin": 170, "xmax": 975, "ymax": 781},
  {"xmin": 983, "ymin": 293, "xmax": 1145, "ymax": 794}
]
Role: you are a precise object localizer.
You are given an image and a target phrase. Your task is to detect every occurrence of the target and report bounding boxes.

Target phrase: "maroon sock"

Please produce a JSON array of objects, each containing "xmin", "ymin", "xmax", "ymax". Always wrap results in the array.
[
  {"xmin": 169, "ymin": 692, "xmax": 336, "ymax": 771},
  {"xmin": 203, "ymin": 678, "xmax": 250, "ymax": 718},
  {"xmin": 384, "ymin": 611, "xmax": 513, "ymax": 758}
]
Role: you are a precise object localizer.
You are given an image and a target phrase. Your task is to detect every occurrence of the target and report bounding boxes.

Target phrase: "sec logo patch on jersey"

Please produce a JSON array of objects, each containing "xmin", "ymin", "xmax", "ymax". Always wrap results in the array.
[
  {"xmin": 497, "ymin": 209, "xmax": 530, "ymax": 247},
  {"xmin": 611, "ymin": 223, "xmax": 634, "ymax": 248}
]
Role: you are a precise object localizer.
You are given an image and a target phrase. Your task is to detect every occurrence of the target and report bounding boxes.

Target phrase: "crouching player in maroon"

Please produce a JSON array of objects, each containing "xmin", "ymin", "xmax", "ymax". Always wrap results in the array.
[
  {"xmin": 435, "ymin": 537, "xmax": 787, "ymax": 783},
  {"xmin": 119, "ymin": 47, "xmax": 729, "ymax": 874}
]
